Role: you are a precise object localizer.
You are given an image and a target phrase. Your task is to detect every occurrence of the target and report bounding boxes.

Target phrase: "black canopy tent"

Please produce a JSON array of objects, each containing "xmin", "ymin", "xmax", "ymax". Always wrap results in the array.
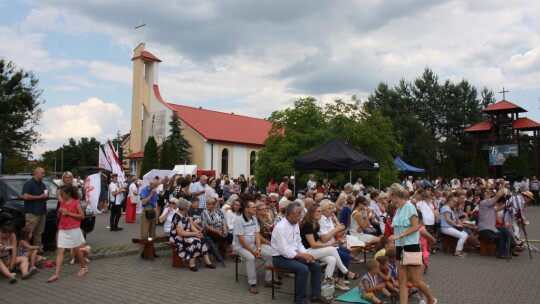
[{"xmin": 293, "ymin": 139, "xmax": 380, "ymax": 190}]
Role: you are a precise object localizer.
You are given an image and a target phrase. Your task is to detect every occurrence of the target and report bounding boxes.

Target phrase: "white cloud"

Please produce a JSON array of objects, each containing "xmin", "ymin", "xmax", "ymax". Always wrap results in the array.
[{"xmin": 34, "ymin": 98, "xmax": 128, "ymax": 157}]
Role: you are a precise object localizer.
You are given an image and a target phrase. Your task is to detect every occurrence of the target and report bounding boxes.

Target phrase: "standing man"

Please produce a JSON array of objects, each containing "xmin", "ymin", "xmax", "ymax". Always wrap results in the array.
[
  {"xmin": 191, "ymin": 175, "xmax": 208, "ymax": 209},
  {"xmin": 271, "ymin": 201, "xmax": 330, "ymax": 304},
  {"xmin": 307, "ymin": 174, "xmax": 317, "ymax": 194},
  {"xmin": 530, "ymin": 176, "xmax": 539, "ymax": 206},
  {"xmin": 22, "ymin": 167, "xmax": 48, "ymax": 251},
  {"xmin": 233, "ymin": 200, "xmax": 275, "ymax": 294},
  {"xmin": 288, "ymin": 176, "xmax": 296, "ymax": 197},
  {"xmin": 109, "ymin": 174, "xmax": 126, "ymax": 231},
  {"xmin": 139, "ymin": 179, "xmax": 160, "ymax": 259},
  {"xmin": 239, "ymin": 174, "xmax": 248, "ymax": 194}
]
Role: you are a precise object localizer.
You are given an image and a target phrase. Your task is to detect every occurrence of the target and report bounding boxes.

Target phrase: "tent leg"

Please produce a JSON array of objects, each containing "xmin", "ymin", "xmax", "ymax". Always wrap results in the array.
[
  {"xmin": 293, "ymin": 171, "xmax": 296, "ymax": 198},
  {"xmin": 349, "ymin": 171, "xmax": 352, "ymax": 183},
  {"xmin": 378, "ymin": 171, "xmax": 381, "ymax": 190}
]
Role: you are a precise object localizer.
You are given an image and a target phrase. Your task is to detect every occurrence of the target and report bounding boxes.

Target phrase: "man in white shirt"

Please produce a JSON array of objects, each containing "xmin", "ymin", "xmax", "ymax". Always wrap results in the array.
[
  {"xmin": 109, "ymin": 173, "xmax": 127, "ymax": 231},
  {"xmin": 406, "ymin": 176, "xmax": 414, "ymax": 192},
  {"xmin": 354, "ymin": 178, "xmax": 365, "ymax": 194},
  {"xmin": 233, "ymin": 200, "xmax": 274, "ymax": 294},
  {"xmin": 271, "ymin": 201, "xmax": 330, "ymax": 304},
  {"xmin": 190, "ymin": 175, "xmax": 208, "ymax": 209},
  {"xmin": 306, "ymin": 174, "xmax": 317, "ymax": 194}
]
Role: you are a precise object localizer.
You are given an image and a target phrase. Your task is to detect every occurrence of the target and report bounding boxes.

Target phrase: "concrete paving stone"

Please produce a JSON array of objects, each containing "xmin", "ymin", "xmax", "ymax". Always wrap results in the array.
[{"xmin": 3, "ymin": 207, "xmax": 540, "ymax": 303}]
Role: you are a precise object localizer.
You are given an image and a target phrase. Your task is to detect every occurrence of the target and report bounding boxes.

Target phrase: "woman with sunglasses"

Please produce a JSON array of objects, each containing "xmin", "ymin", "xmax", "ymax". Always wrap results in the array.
[{"xmin": 158, "ymin": 198, "xmax": 179, "ymax": 236}]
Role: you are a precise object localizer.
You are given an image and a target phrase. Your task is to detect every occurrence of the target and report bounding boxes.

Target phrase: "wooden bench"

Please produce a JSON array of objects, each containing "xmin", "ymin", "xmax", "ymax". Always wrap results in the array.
[
  {"xmin": 350, "ymin": 243, "xmax": 375, "ymax": 262},
  {"xmin": 442, "ymin": 234, "xmax": 458, "ymax": 253},
  {"xmin": 478, "ymin": 237, "xmax": 496, "ymax": 257},
  {"xmin": 132, "ymin": 236, "xmax": 170, "ymax": 261},
  {"xmin": 265, "ymin": 265, "xmax": 296, "ymax": 300},
  {"xmin": 264, "ymin": 262, "xmax": 327, "ymax": 300}
]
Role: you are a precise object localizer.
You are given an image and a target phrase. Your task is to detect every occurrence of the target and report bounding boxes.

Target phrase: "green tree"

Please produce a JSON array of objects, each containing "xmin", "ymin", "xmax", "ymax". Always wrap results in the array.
[
  {"xmin": 167, "ymin": 113, "xmax": 191, "ymax": 164},
  {"xmin": 40, "ymin": 137, "xmax": 101, "ymax": 173},
  {"xmin": 159, "ymin": 140, "xmax": 178, "ymax": 170},
  {"xmin": 503, "ymin": 156, "xmax": 530, "ymax": 177},
  {"xmin": 469, "ymin": 155, "xmax": 488, "ymax": 178},
  {"xmin": 140, "ymin": 136, "xmax": 158, "ymax": 177},
  {"xmin": 0, "ymin": 59, "xmax": 44, "ymax": 173},
  {"xmin": 255, "ymin": 97, "xmax": 400, "ymax": 188},
  {"xmin": 440, "ymin": 157, "xmax": 456, "ymax": 179},
  {"xmin": 365, "ymin": 67, "xmax": 494, "ymax": 176}
]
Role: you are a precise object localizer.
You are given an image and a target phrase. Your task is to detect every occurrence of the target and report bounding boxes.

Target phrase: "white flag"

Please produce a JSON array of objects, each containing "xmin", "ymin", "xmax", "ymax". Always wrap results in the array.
[
  {"xmin": 103, "ymin": 140, "xmax": 125, "ymax": 184},
  {"xmin": 84, "ymin": 173, "xmax": 101, "ymax": 214},
  {"xmin": 98, "ymin": 146, "xmax": 112, "ymax": 171}
]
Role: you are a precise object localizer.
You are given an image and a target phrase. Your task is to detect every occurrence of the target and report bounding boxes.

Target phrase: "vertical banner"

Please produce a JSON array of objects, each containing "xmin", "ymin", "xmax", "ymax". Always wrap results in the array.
[
  {"xmin": 84, "ymin": 173, "xmax": 101, "ymax": 214},
  {"xmin": 103, "ymin": 139, "xmax": 125, "ymax": 184}
]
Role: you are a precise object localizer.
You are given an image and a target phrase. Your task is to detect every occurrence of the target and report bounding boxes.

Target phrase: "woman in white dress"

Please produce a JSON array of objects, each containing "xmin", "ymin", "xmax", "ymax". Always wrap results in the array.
[{"xmin": 349, "ymin": 196, "xmax": 380, "ymax": 245}]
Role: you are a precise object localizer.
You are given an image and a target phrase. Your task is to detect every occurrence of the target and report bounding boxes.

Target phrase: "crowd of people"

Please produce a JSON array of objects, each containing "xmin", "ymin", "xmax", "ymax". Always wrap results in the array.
[{"xmin": 2, "ymin": 168, "xmax": 537, "ymax": 304}]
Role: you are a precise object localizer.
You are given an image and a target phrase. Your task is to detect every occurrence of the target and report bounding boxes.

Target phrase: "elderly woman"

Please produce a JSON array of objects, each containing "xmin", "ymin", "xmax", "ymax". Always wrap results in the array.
[
  {"xmin": 266, "ymin": 193, "xmax": 280, "ymax": 217},
  {"xmin": 170, "ymin": 198, "xmax": 215, "ymax": 272},
  {"xmin": 206, "ymin": 177, "xmax": 224, "ymax": 206},
  {"xmin": 223, "ymin": 198, "xmax": 242, "ymax": 254},
  {"xmin": 202, "ymin": 197, "xmax": 233, "ymax": 250},
  {"xmin": 335, "ymin": 183, "xmax": 353, "ymax": 215},
  {"xmin": 388, "ymin": 183, "xmax": 436, "ymax": 304},
  {"xmin": 349, "ymin": 196, "xmax": 380, "ymax": 245},
  {"xmin": 317, "ymin": 199, "xmax": 354, "ymax": 290},
  {"xmin": 158, "ymin": 198, "xmax": 179, "ymax": 236},
  {"xmin": 300, "ymin": 204, "xmax": 360, "ymax": 286},
  {"xmin": 440, "ymin": 197, "xmax": 469, "ymax": 257}
]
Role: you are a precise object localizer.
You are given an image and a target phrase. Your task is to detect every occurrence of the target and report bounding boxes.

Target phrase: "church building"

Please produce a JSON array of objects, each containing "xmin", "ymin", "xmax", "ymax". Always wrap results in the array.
[{"xmin": 126, "ymin": 43, "xmax": 272, "ymax": 178}]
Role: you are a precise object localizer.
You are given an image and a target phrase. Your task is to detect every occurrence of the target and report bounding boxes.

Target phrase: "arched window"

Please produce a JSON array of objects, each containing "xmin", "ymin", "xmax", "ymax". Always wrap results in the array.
[
  {"xmin": 221, "ymin": 149, "xmax": 229, "ymax": 174},
  {"xmin": 249, "ymin": 151, "xmax": 257, "ymax": 176}
]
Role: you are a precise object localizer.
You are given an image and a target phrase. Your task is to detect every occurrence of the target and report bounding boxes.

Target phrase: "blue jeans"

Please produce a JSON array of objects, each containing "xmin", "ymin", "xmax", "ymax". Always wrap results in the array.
[
  {"xmin": 272, "ymin": 256, "xmax": 322, "ymax": 302},
  {"xmin": 479, "ymin": 227, "xmax": 515, "ymax": 256},
  {"xmin": 337, "ymin": 247, "xmax": 350, "ymax": 278}
]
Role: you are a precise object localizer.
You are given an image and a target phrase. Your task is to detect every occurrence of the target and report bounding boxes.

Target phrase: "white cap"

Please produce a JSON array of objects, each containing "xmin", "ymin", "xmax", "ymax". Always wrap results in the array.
[{"xmin": 290, "ymin": 175, "xmax": 295, "ymax": 179}]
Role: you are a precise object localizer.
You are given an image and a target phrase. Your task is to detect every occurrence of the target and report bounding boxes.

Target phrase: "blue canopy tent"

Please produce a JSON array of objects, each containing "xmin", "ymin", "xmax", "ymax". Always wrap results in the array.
[{"xmin": 394, "ymin": 157, "xmax": 425, "ymax": 173}]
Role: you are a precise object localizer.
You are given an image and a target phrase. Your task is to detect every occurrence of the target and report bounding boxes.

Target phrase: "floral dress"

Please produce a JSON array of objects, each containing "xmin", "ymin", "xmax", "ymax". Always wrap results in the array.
[{"xmin": 170, "ymin": 213, "xmax": 208, "ymax": 260}]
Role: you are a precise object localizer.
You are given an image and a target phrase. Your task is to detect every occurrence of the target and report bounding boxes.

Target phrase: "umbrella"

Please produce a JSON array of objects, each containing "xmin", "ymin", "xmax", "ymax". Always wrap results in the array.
[{"xmin": 203, "ymin": 231, "xmax": 226, "ymax": 267}]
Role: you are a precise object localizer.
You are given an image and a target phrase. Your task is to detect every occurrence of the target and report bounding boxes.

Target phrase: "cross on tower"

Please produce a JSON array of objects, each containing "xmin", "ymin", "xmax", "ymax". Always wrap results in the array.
[
  {"xmin": 499, "ymin": 87, "xmax": 509, "ymax": 100},
  {"xmin": 135, "ymin": 18, "xmax": 146, "ymax": 42}
]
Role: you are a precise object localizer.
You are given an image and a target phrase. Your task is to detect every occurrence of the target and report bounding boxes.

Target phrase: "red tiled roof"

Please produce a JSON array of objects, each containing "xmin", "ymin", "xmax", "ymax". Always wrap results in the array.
[
  {"xmin": 513, "ymin": 117, "xmax": 540, "ymax": 130},
  {"xmin": 464, "ymin": 120, "xmax": 492, "ymax": 133},
  {"xmin": 127, "ymin": 151, "xmax": 144, "ymax": 159},
  {"xmin": 153, "ymin": 85, "xmax": 272, "ymax": 145},
  {"xmin": 483, "ymin": 100, "xmax": 526, "ymax": 113},
  {"xmin": 132, "ymin": 51, "xmax": 162, "ymax": 62}
]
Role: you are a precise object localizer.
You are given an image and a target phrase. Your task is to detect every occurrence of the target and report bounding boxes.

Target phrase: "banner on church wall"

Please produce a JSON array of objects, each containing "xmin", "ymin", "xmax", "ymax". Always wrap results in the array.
[
  {"xmin": 489, "ymin": 144, "xmax": 518, "ymax": 166},
  {"xmin": 151, "ymin": 110, "xmax": 166, "ymax": 146}
]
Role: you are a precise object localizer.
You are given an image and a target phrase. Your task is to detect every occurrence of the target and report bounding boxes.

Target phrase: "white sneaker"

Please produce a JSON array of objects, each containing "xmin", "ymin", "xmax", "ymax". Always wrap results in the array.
[
  {"xmin": 344, "ymin": 280, "xmax": 351, "ymax": 285},
  {"xmin": 335, "ymin": 283, "xmax": 350, "ymax": 291}
]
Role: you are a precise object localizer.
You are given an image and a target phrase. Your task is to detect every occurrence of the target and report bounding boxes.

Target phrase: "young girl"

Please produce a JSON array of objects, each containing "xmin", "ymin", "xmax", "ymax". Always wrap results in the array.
[
  {"xmin": 359, "ymin": 259, "xmax": 393, "ymax": 304},
  {"xmin": 1, "ymin": 219, "xmax": 37, "ymax": 283},
  {"xmin": 17, "ymin": 227, "xmax": 44, "ymax": 270},
  {"xmin": 48, "ymin": 184, "xmax": 88, "ymax": 283}
]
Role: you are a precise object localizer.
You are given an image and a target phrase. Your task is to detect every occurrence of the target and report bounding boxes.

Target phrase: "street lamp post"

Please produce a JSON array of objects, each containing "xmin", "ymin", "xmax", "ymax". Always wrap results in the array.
[{"xmin": 53, "ymin": 157, "xmax": 57, "ymax": 173}]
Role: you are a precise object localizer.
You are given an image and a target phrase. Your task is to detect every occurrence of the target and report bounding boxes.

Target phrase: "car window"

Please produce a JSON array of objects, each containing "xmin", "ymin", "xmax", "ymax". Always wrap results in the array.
[{"xmin": 4, "ymin": 178, "xmax": 58, "ymax": 200}]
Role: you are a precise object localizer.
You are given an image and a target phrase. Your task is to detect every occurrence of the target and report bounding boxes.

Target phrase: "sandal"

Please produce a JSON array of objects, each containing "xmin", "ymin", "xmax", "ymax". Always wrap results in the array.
[
  {"xmin": 47, "ymin": 274, "xmax": 60, "ymax": 283},
  {"xmin": 454, "ymin": 252, "xmax": 465, "ymax": 258},
  {"xmin": 69, "ymin": 259, "xmax": 75, "ymax": 265},
  {"xmin": 346, "ymin": 271, "xmax": 361, "ymax": 280},
  {"xmin": 77, "ymin": 267, "xmax": 88, "ymax": 277}
]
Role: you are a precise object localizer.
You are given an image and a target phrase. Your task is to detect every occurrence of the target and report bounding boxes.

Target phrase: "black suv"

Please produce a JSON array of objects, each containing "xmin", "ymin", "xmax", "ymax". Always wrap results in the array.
[{"xmin": 0, "ymin": 174, "xmax": 96, "ymax": 249}]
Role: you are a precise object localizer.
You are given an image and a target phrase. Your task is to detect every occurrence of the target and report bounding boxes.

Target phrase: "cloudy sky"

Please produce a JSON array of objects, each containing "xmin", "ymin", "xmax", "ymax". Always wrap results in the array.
[{"xmin": 1, "ymin": 0, "xmax": 540, "ymax": 158}]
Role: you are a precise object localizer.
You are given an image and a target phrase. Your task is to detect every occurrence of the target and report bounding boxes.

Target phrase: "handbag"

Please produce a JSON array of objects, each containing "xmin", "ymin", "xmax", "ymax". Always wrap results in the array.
[
  {"xmin": 401, "ymin": 250, "xmax": 423, "ymax": 266},
  {"xmin": 145, "ymin": 210, "xmax": 156, "ymax": 219}
]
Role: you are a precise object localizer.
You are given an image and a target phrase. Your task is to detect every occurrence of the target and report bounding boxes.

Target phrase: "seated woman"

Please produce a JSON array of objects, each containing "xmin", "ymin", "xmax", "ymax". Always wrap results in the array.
[
  {"xmin": 300, "ymin": 204, "xmax": 360, "ymax": 287},
  {"xmin": 223, "ymin": 198, "xmax": 242, "ymax": 254},
  {"xmin": 202, "ymin": 197, "xmax": 233, "ymax": 255},
  {"xmin": 158, "ymin": 198, "xmax": 180, "ymax": 236},
  {"xmin": 317, "ymin": 199, "xmax": 355, "ymax": 290},
  {"xmin": 440, "ymin": 197, "xmax": 469, "ymax": 257},
  {"xmin": 170, "ymin": 198, "xmax": 215, "ymax": 271},
  {"xmin": 456, "ymin": 194, "xmax": 480, "ymax": 249},
  {"xmin": 349, "ymin": 196, "xmax": 380, "ymax": 245}
]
